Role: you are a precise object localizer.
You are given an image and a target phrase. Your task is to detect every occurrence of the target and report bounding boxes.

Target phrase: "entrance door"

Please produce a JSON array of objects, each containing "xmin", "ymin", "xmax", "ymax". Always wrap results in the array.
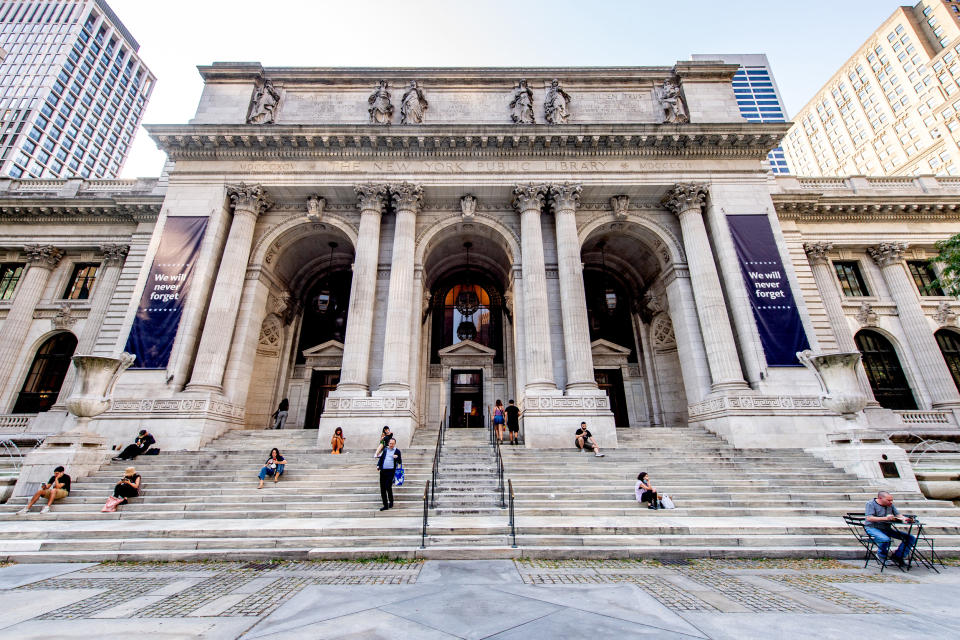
[
  {"xmin": 595, "ymin": 369, "xmax": 629, "ymax": 428},
  {"xmin": 304, "ymin": 371, "xmax": 340, "ymax": 429},
  {"xmin": 451, "ymin": 370, "xmax": 483, "ymax": 427}
]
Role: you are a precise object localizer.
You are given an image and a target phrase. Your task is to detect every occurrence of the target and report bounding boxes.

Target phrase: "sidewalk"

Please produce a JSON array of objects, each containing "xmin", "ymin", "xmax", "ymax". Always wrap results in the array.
[{"xmin": 0, "ymin": 557, "xmax": 958, "ymax": 638}]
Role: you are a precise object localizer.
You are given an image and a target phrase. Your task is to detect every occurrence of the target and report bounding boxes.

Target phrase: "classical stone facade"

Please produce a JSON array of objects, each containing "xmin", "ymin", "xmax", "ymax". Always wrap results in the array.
[{"xmin": 0, "ymin": 63, "xmax": 958, "ymax": 479}]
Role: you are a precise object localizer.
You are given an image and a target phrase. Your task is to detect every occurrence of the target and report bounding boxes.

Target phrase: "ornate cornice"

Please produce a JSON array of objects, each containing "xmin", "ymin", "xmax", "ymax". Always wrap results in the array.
[
  {"xmin": 773, "ymin": 195, "xmax": 960, "ymax": 222},
  {"xmin": 355, "ymin": 183, "xmax": 389, "ymax": 213},
  {"xmin": 548, "ymin": 183, "xmax": 582, "ymax": 211},
  {"xmin": 661, "ymin": 183, "xmax": 707, "ymax": 216},
  {"xmin": 0, "ymin": 199, "xmax": 162, "ymax": 223},
  {"xmin": 803, "ymin": 242, "xmax": 833, "ymax": 264},
  {"xmin": 146, "ymin": 123, "xmax": 788, "ymax": 161},
  {"xmin": 23, "ymin": 244, "xmax": 64, "ymax": 269},
  {"xmin": 867, "ymin": 242, "xmax": 908, "ymax": 268},
  {"xmin": 512, "ymin": 183, "xmax": 547, "ymax": 214}
]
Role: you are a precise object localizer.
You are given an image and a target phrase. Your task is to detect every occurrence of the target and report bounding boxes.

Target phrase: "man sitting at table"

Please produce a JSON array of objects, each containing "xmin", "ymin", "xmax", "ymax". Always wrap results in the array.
[{"xmin": 865, "ymin": 491, "xmax": 916, "ymax": 565}]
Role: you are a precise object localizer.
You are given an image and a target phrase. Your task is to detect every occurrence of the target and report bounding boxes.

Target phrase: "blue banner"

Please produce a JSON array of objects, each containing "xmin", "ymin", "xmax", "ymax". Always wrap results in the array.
[
  {"xmin": 726, "ymin": 214, "xmax": 809, "ymax": 366},
  {"xmin": 125, "ymin": 216, "xmax": 208, "ymax": 369}
]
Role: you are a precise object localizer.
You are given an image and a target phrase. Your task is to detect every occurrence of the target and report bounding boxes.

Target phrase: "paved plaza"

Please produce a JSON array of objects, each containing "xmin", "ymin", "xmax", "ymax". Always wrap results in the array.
[{"xmin": 0, "ymin": 557, "xmax": 958, "ymax": 638}]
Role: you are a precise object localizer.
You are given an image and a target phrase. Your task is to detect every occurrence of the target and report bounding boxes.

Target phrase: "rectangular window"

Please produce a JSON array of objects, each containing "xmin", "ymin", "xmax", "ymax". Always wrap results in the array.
[
  {"xmin": 834, "ymin": 261, "xmax": 870, "ymax": 297},
  {"xmin": 908, "ymin": 261, "xmax": 944, "ymax": 295},
  {"xmin": 0, "ymin": 263, "xmax": 25, "ymax": 300},
  {"xmin": 63, "ymin": 263, "xmax": 99, "ymax": 300}
]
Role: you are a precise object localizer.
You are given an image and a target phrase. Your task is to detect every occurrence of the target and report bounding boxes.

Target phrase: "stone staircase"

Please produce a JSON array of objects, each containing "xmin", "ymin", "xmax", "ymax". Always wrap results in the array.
[{"xmin": 1, "ymin": 424, "xmax": 959, "ymax": 561}]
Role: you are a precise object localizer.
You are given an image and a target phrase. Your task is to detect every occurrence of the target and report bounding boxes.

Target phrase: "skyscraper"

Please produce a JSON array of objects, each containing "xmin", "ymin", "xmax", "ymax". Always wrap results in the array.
[
  {"xmin": 0, "ymin": 0, "xmax": 154, "ymax": 179},
  {"xmin": 782, "ymin": 1, "xmax": 960, "ymax": 177},
  {"xmin": 691, "ymin": 53, "xmax": 790, "ymax": 174}
]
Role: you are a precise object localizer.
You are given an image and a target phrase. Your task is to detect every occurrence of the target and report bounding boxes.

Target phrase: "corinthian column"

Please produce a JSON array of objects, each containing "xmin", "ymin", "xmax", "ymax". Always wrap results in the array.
[
  {"xmin": 0, "ymin": 245, "xmax": 64, "ymax": 407},
  {"xmin": 662, "ymin": 184, "xmax": 747, "ymax": 391},
  {"xmin": 868, "ymin": 242, "xmax": 960, "ymax": 407},
  {"xmin": 513, "ymin": 183, "xmax": 557, "ymax": 392},
  {"xmin": 803, "ymin": 242, "xmax": 876, "ymax": 403},
  {"xmin": 550, "ymin": 183, "xmax": 596, "ymax": 392},
  {"xmin": 337, "ymin": 184, "xmax": 388, "ymax": 394},
  {"xmin": 54, "ymin": 244, "xmax": 130, "ymax": 406},
  {"xmin": 378, "ymin": 182, "xmax": 422, "ymax": 393},
  {"xmin": 187, "ymin": 184, "xmax": 271, "ymax": 392}
]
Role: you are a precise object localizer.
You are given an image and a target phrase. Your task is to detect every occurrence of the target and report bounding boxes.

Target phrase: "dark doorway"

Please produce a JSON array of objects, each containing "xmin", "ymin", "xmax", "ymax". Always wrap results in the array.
[
  {"xmin": 13, "ymin": 332, "xmax": 78, "ymax": 413},
  {"xmin": 305, "ymin": 371, "xmax": 340, "ymax": 429},
  {"xmin": 855, "ymin": 330, "xmax": 917, "ymax": 410},
  {"xmin": 595, "ymin": 369, "xmax": 629, "ymax": 428},
  {"xmin": 451, "ymin": 369, "xmax": 483, "ymax": 427}
]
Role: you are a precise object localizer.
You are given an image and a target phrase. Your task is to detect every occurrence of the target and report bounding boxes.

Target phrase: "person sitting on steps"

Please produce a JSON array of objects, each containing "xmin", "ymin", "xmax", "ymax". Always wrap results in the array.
[
  {"xmin": 18, "ymin": 466, "xmax": 71, "ymax": 514},
  {"xmin": 575, "ymin": 422, "xmax": 604, "ymax": 457},
  {"xmin": 113, "ymin": 429, "xmax": 155, "ymax": 461},
  {"xmin": 331, "ymin": 427, "xmax": 345, "ymax": 454},
  {"xmin": 635, "ymin": 471, "xmax": 661, "ymax": 510},
  {"xmin": 257, "ymin": 447, "xmax": 286, "ymax": 489},
  {"xmin": 113, "ymin": 466, "xmax": 141, "ymax": 506}
]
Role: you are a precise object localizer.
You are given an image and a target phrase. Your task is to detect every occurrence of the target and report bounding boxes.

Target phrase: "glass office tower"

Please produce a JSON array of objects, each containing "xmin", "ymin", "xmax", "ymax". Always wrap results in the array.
[
  {"xmin": 692, "ymin": 54, "xmax": 790, "ymax": 174},
  {"xmin": 0, "ymin": 0, "xmax": 154, "ymax": 179}
]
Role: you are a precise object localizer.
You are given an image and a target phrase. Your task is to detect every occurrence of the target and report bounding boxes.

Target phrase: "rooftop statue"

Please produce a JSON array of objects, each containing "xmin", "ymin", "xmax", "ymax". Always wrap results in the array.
[
  {"xmin": 247, "ymin": 79, "xmax": 280, "ymax": 125},
  {"xmin": 510, "ymin": 79, "xmax": 535, "ymax": 124},
  {"xmin": 368, "ymin": 80, "xmax": 394, "ymax": 125},
  {"xmin": 400, "ymin": 80, "xmax": 428, "ymax": 124},
  {"xmin": 544, "ymin": 79, "xmax": 571, "ymax": 125},
  {"xmin": 656, "ymin": 77, "xmax": 689, "ymax": 124}
]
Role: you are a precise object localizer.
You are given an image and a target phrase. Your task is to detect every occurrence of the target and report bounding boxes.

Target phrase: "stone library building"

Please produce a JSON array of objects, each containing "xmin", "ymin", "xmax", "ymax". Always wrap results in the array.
[{"xmin": 2, "ymin": 60, "xmax": 960, "ymax": 504}]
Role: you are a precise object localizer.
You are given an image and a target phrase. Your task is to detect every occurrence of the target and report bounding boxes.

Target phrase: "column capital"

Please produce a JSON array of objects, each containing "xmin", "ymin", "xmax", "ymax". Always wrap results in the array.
[
  {"xmin": 661, "ymin": 183, "xmax": 708, "ymax": 217},
  {"xmin": 548, "ymin": 182, "xmax": 582, "ymax": 212},
  {"xmin": 23, "ymin": 244, "xmax": 64, "ymax": 269},
  {"xmin": 227, "ymin": 183, "xmax": 271, "ymax": 216},
  {"xmin": 803, "ymin": 242, "xmax": 834, "ymax": 265},
  {"xmin": 389, "ymin": 182, "xmax": 424, "ymax": 213},
  {"xmin": 99, "ymin": 243, "xmax": 130, "ymax": 266},
  {"xmin": 867, "ymin": 241, "xmax": 908, "ymax": 268},
  {"xmin": 512, "ymin": 183, "xmax": 547, "ymax": 214},
  {"xmin": 355, "ymin": 183, "xmax": 389, "ymax": 213}
]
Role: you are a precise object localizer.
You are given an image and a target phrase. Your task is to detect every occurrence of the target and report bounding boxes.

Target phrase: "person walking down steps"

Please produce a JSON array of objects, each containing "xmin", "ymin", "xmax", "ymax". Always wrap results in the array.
[
  {"xmin": 271, "ymin": 398, "xmax": 289, "ymax": 430},
  {"xmin": 376, "ymin": 437, "xmax": 401, "ymax": 511}
]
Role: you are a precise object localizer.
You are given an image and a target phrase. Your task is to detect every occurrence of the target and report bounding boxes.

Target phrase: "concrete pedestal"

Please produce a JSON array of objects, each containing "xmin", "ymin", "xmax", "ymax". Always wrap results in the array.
[
  {"xmin": 522, "ymin": 392, "xmax": 618, "ymax": 449},
  {"xmin": 318, "ymin": 393, "xmax": 415, "ymax": 451},
  {"xmin": 12, "ymin": 431, "xmax": 110, "ymax": 498},
  {"xmin": 805, "ymin": 429, "xmax": 921, "ymax": 493}
]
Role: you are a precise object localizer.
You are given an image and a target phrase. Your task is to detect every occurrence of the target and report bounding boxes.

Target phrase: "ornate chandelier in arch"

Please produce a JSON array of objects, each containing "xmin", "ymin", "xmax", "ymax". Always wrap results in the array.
[{"xmin": 455, "ymin": 241, "xmax": 479, "ymax": 341}]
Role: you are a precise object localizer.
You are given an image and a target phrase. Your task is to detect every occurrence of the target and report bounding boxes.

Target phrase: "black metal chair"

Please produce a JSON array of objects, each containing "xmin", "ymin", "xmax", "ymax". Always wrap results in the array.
[{"xmin": 843, "ymin": 513, "xmax": 898, "ymax": 572}]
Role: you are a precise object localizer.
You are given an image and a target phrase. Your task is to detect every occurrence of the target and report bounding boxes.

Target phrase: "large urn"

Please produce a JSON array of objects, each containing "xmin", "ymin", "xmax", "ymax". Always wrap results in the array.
[
  {"xmin": 797, "ymin": 350, "xmax": 868, "ymax": 420},
  {"xmin": 63, "ymin": 352, "xmax": 135, "ymax": 433}
]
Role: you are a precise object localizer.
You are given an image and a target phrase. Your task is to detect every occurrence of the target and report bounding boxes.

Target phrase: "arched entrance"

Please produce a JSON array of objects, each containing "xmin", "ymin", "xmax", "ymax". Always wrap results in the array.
[
  {"xmin": 855, "ymin": 329, "xmax": 917, "ymax": 410},
  {"xmin": 13, "ymin": 332, "xmax": 78, "ymax": 413},
  {"xmin": 935, "ymin": 328, "xmax": 960, "ymax": 392}
]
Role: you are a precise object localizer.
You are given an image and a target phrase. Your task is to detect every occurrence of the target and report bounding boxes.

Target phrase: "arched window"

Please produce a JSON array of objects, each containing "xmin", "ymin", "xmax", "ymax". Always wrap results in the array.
[
  {"xmin": 935, "ymin": 329, "xmax": 960, "ymax": 392},
  {"xmin": 854, "ymin": 330, "xmax": 917, "ymax": 410},
  {"xmin": 430, "ymin": 277, "xmax": 503, "ymax": 364},
  {"xmin": 13, "ymin": 332, "xmax": 78, "ymax": 413},
  {"xmin": 583, "ymin": 269, "xmax": 637, "ymax": 359},
  {"xmin": 295, "ymin": 270, "xmax": 351, "ymax": 364}
]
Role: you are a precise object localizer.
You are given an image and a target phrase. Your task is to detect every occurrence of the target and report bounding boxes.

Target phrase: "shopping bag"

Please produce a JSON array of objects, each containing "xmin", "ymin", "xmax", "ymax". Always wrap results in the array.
[
  {"xmin": 101, "ymin": 496, "xmax": 123, "ymax": 513},
  {"xmin": 393, "ymin": 465, "xmax": 405, "ymax": 486},
  {"xmin": 660, "ymin": 495, "xmax": 676, "ymax": 509}
]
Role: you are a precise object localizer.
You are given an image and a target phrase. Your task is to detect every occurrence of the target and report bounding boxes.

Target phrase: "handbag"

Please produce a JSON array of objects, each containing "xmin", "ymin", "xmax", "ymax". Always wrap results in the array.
[
  {"xmin": 393, "ymin": 465, "xmax": 405, "ymax": 486},
  {"xmin": 660, "ymin": 495, "xmax": 676, "ymax": 510},
  {"xmin": 101, "ymin": 496, "xmax": 123, "ymax": 513}
]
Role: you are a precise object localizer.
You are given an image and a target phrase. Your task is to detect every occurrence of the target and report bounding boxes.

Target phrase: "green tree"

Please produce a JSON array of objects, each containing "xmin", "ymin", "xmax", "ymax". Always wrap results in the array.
[{"xmin": 931, "ymin": 232, "xmax": 960, "ymax": 297}]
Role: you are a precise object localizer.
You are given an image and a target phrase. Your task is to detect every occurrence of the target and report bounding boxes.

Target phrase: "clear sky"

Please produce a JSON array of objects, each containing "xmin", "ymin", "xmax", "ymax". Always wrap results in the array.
[{"xmin": 113, "ymin": 0, "xmax": 901, "ymax": 178}]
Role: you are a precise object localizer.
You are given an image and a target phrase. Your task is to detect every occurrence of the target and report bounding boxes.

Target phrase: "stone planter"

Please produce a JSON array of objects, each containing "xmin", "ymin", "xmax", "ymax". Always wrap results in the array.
[
  {"xmin": 62, "ymin": 352, "xmax": 135, "ymax": 434},
  {"xmin": 797, "ymin": 350, "xmax": 868, "ymax": 420}
]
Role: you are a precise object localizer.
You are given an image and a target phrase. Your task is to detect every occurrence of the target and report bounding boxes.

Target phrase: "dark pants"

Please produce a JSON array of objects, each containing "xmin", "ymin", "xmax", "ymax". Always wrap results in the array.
[
  {"xmin": 865, "ymin": 526, "xmax": 917, "ymax": 560},
  {"xmin": 117, "ymin": 444, "xmax": 148, "ymax": 460},
  {"xmin": 113, "ymin": 482, "xmax": 139, "ymax": 499},
  {"xmin": 379, "ymin": 468, "xmax": 395, "ymax": 508},
  {"xmin": 640, "ymin": 490, "xmax": 658, "ymax": 505}
]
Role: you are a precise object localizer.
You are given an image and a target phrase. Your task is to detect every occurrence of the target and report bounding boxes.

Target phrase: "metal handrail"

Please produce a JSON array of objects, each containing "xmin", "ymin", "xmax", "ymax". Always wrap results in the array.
[
  {"xmin": 495, "ymin": 439, "xmax": 505, "ymax": 508},
  {"xmin": 508, "ymin": 479, "xmax": 517, "ymax": 548},
  {"xmin": 421, "ymin": 479, "xmax": 430, "ymax": 549},
  {"xmin": 430, "ymin": 409, "xmax": 446, "ymax": 509},
  {"xmin": 907, "ymin": 437, "xmax": 960, "ymax": 466}
]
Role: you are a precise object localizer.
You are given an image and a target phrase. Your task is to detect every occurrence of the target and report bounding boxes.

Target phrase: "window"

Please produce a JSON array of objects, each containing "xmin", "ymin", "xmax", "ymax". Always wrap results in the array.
[
  {"xmin": 834, "ymin": 261, "xmax": 870, "ymax": 296},
  {"xmin": 936, "ymin": 330, "xmax": 960, "ymax": 391},
  {"xmin": 12, "ymin": 332, "xmax": 78, "ymax": 414},
  {"xmin": 855, "ymin": 330, "xmax": 918, "ymax": 410},
  {"xmin": 0, "ymin": 263, "xmax": 24, "ymax": 300},
  {"xmin": 907, "ymin": 261, "xmax": 944, "ymax": 295},
  {"xmin": 63, "ymin": 263, "xmax": 99, "ymax": 299}
]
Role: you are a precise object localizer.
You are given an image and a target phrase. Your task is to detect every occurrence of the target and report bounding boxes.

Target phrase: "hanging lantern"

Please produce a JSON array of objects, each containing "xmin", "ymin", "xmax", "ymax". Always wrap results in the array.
[
  {"xmin": 599, "ymin": 240, "xmax": 617, "ymax": 314},
  {"xmin": 315, "ymin": 242, "xmax": 338, "ymax": 313},
  {"xmin": 457, "ymin": 320, "xmax": 477, "ymax": 341},
  {"xmin": 455, "ymin": 288, "xmax": 480, "ymax": 316}
]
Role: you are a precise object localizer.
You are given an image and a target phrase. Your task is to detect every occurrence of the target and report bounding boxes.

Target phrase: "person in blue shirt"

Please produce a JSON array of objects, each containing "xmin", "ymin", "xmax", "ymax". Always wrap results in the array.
[
  {"xmin": 376, "ymin": 437, "xmax": 401, "ymax": 511},
  {"xmin": 865, "ymin": 491, "xmax": 916, "ymax": 565}
]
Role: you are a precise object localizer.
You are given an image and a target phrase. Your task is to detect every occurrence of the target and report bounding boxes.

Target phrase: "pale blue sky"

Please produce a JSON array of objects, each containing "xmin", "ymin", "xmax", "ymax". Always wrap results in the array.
[{"xmin": 113, "ymin": 0, "xmax": 900, "ymax": 177}]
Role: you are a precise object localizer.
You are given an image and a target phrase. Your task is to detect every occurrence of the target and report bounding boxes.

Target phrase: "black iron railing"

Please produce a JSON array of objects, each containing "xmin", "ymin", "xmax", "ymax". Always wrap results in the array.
[
  {"xmin": 429, "ymin": 411, "xmax": 446, "ymax": 509},
  {"xmin": 421, "ymin": 479, "xmax": 430, "ymax": 549},
  {"xmin": 508, "ymin": 479, "xmax": 517, "ymax": 548},
  {"xmin": 494, "ymin": 438, "xmax": 505, "ymax": 508}
]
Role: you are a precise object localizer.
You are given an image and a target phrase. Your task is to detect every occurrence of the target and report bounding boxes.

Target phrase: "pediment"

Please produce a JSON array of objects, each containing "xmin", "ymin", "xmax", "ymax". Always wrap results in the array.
[
  {"xmin": 302, "ymin": 340, "xmax": 344, "ymax": 358},
  {"xmin": 591, "ymin": 339, "xmax": 632, "ymax": 356},
  {"xmin": 438, "ymin": 339, "xmax": 497, "ymax": 358}
]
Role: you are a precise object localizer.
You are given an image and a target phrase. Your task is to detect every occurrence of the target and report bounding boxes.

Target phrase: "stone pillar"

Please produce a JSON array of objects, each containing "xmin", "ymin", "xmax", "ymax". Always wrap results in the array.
[
  {"xmin": 0, "ymin": 245, "xmax": 64, "ymax": 408},
  {"xmin": 803, "ymin": 242, "xmax": 877, "ymax": 403},
  {"xmin": 663, "ymin": 268, "xmax": 712, "ymax": 403},
  {"xmin": 187, "ymin": 184, "xmax": 271, "ymax": 392},
  {"xmin": 662, "ymin": 184, "xmax": 747, "ymax": 392},
  {"xmin": 378, "ymin": 182, "xmax": 422, "ymax": 393},
  {"xmin": 513, "ymin": 184, "xmax": 556, "ymax": 392},
  {"xmin": 337, "ymin": 184, "xmax": 387, "ymax": 394},
  {"xmin": 54, "ymin": 244, "xmax": 129, "ymax": 406},
  {"xmin": 550, "ymin": 183, "xmax": 597, "ymax": 392},
  {"xmin": 868, "ymin": 242, "xmax": 960, "ymax": 408}
]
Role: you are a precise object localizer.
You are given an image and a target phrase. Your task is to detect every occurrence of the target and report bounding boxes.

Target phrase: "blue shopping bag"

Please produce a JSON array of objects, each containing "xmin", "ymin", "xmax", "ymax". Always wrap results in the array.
[{"xmin": 393, "ymin": 465, "xmax": 404, "ymax": 486}]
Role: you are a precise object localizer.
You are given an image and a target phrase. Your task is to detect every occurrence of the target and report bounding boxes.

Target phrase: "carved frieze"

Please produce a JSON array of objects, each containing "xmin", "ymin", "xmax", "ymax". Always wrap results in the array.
[
  {"xmin": 867, "ymin": 242, "xmax": 908, "ymax": 268},
  {"xmin": 544, "ymin": 79, "xmax": 571, "ymax": 124},
  {"xmin": 688, "ymin": 395, "xmax": 826, "ymax": 419},
  {"xmin": 651, "ymin": 315, "xmax": 676, "ymax": 349}
]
